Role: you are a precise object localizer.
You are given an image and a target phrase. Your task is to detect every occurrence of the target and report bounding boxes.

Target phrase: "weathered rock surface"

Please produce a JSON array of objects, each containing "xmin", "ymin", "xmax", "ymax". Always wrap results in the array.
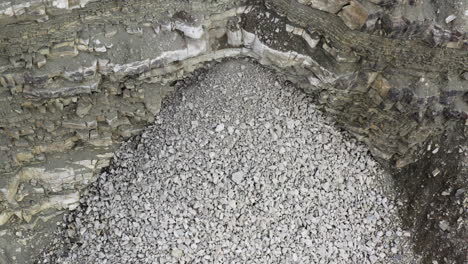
[
  {"xmin": 338, "ymin": 0, "xmax": 368, "ymax": 30},
  {"xmin": 40, "ymin": 59, "xmax": 419, "ymax": 264},
  {"xmin": 298, "ymin": 0, "xmax": 349, "ymax": 14},
  {"xmin": 0, "ymin": 0, "xmax": 466, "ymax": 263}
]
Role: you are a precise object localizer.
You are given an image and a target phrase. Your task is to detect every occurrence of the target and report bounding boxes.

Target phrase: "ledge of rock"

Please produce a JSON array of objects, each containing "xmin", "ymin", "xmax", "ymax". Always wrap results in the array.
[{"xmin": 0, "ymin": 0, "xmax": 466, "ymax": 263}]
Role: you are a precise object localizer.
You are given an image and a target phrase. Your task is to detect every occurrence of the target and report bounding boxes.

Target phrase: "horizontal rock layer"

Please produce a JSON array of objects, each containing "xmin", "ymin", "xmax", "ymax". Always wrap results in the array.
[{"xmin": 0, "ymin": 0, "xmax": 466, "ymax": 263}]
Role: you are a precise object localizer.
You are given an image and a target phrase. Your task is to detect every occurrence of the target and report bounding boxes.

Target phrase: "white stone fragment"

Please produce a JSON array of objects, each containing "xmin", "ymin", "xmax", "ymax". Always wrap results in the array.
[
  {"xmin": 227, "ymin": 29, "xmax": 243, "ymax": 47},
  {"xmin": 215, "ymin": 123, "xmax": 225, "ymax": 132},
  {"xmin": 94, "ymin": 46, "xmax": 107, "ymax": 53},
  {"xmin": 232, "ymin": 171, "xmax": 244, "ymax": 184},
  {"xmin": 445, "ymin": 15, "xmax": 456, "ymax": 24},
  {"xmin": 171, "ymin": 248, "xmax": 184, "ymax": 258},
  {"xmin": 174, "ymin": 22, "xmax": 204, "ymax": 39},
  {"xmin": 52, "ymin": 0, "xmax": 68, "ymax": 9},
  {"xmin": 438, "ymin": 220, "xmax": 450, "ymax": 231}
]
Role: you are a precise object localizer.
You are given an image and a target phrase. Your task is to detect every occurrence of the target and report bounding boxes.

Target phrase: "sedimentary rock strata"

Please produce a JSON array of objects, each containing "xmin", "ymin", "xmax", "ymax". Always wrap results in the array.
[{"xmin": 0, "ymin": 0, "xmax": 466, "ymax": 263}]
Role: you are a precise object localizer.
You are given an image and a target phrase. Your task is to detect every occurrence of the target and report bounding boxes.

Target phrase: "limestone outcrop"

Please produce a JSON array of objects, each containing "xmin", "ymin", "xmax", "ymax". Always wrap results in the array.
[{"xmin": 0, "ymin": 0, "xmax": 466, "ymax": 263}]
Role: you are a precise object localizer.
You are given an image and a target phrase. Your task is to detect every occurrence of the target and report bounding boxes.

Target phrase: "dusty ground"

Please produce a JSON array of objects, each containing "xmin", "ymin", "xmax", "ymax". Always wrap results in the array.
[{"xmin": 392, "ymin": 123, "xmax": 467, "ymax": 264}]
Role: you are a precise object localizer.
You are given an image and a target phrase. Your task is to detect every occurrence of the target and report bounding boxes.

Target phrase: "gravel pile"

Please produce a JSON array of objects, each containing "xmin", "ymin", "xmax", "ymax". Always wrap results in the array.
[{"xmin": 40, "ymin": 60, "xmax": 417, "ymax": 264}]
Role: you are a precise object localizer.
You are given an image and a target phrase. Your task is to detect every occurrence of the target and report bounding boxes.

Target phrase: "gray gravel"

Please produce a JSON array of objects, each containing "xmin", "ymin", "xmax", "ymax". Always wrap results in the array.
[{"xmin": 40, "ymin": 60, "xmax": 418, "ymax": 263}]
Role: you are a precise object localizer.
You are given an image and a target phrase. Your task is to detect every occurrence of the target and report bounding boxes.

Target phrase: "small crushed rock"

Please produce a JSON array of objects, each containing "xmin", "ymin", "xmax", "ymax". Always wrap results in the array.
[{"xmin": 39, "ymin": 60, "xmax": 418, "ymax": 263}]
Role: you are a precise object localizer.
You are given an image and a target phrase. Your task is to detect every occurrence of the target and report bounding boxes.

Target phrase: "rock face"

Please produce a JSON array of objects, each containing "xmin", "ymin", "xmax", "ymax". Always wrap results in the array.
[
  {"xmin": 338, "ymin": 0, "xmax": 368, "ymax": 30},
  {"xmin": 0, "ymin": 0, "xmax": 466, "ymax": 263},
  {"xmin": 42, "ymin": 59, "xmax": 418, "ymax": 264},
  {"xmin": 298, "ymin": 0, "xmax": 349, "ymax": 13}
]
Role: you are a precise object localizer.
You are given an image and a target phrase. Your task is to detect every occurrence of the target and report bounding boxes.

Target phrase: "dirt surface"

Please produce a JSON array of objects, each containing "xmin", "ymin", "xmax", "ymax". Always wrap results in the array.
[
  {"xmin": 392, "ymin": 121, "xmax": 467, "ymax": 264},
  {"xmin": 0, "ymin": 212, "xmax": 64, "ymax": 264}
]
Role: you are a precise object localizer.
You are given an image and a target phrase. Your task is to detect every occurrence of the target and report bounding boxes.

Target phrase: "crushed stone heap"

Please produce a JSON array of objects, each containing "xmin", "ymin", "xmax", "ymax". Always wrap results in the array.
[{"xmin": 41, "ymin": 60, "xmax": 418, "ymax": 264}]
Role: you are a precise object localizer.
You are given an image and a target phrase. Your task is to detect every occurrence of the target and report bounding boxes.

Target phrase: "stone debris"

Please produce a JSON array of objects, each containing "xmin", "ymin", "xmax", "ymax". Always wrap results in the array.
[
  {"xmin": 215, "ymin": 123, "xmax": 225, "ymax": 132},
  {"xmin": 231, "ymin": 171, "xmax": 245, "ymax": 184},
  {"xmin": 338, "ymin": 0, "xmax": 369, "ymax": 30},
  {"xmin": 445, "ymin": 15, "xmax": 456, "ymax": 24},
  {"xmin": 0, "ymin": 1, "xmax": 465, "ymax": 263},
  {"xmin": 298, "ymin": 0, "xmax": 349, "ymax": 13},
  {"xmin": 39, "ymin": 60, "xmax": 418, "ymax": 264},
  {"xmin": 0, "ymin": 3, "xmax": 465, "ymax": 240},
  {"xmin": 438, "ymin": 220, "xmax": 450, "ymax": 231}
]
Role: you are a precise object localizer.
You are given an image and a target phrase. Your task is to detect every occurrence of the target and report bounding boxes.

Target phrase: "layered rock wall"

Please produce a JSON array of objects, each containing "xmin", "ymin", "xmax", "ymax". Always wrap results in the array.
[{"xmin": 0, "ymin": 0, "xmax": 466, "ymax": 262}]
